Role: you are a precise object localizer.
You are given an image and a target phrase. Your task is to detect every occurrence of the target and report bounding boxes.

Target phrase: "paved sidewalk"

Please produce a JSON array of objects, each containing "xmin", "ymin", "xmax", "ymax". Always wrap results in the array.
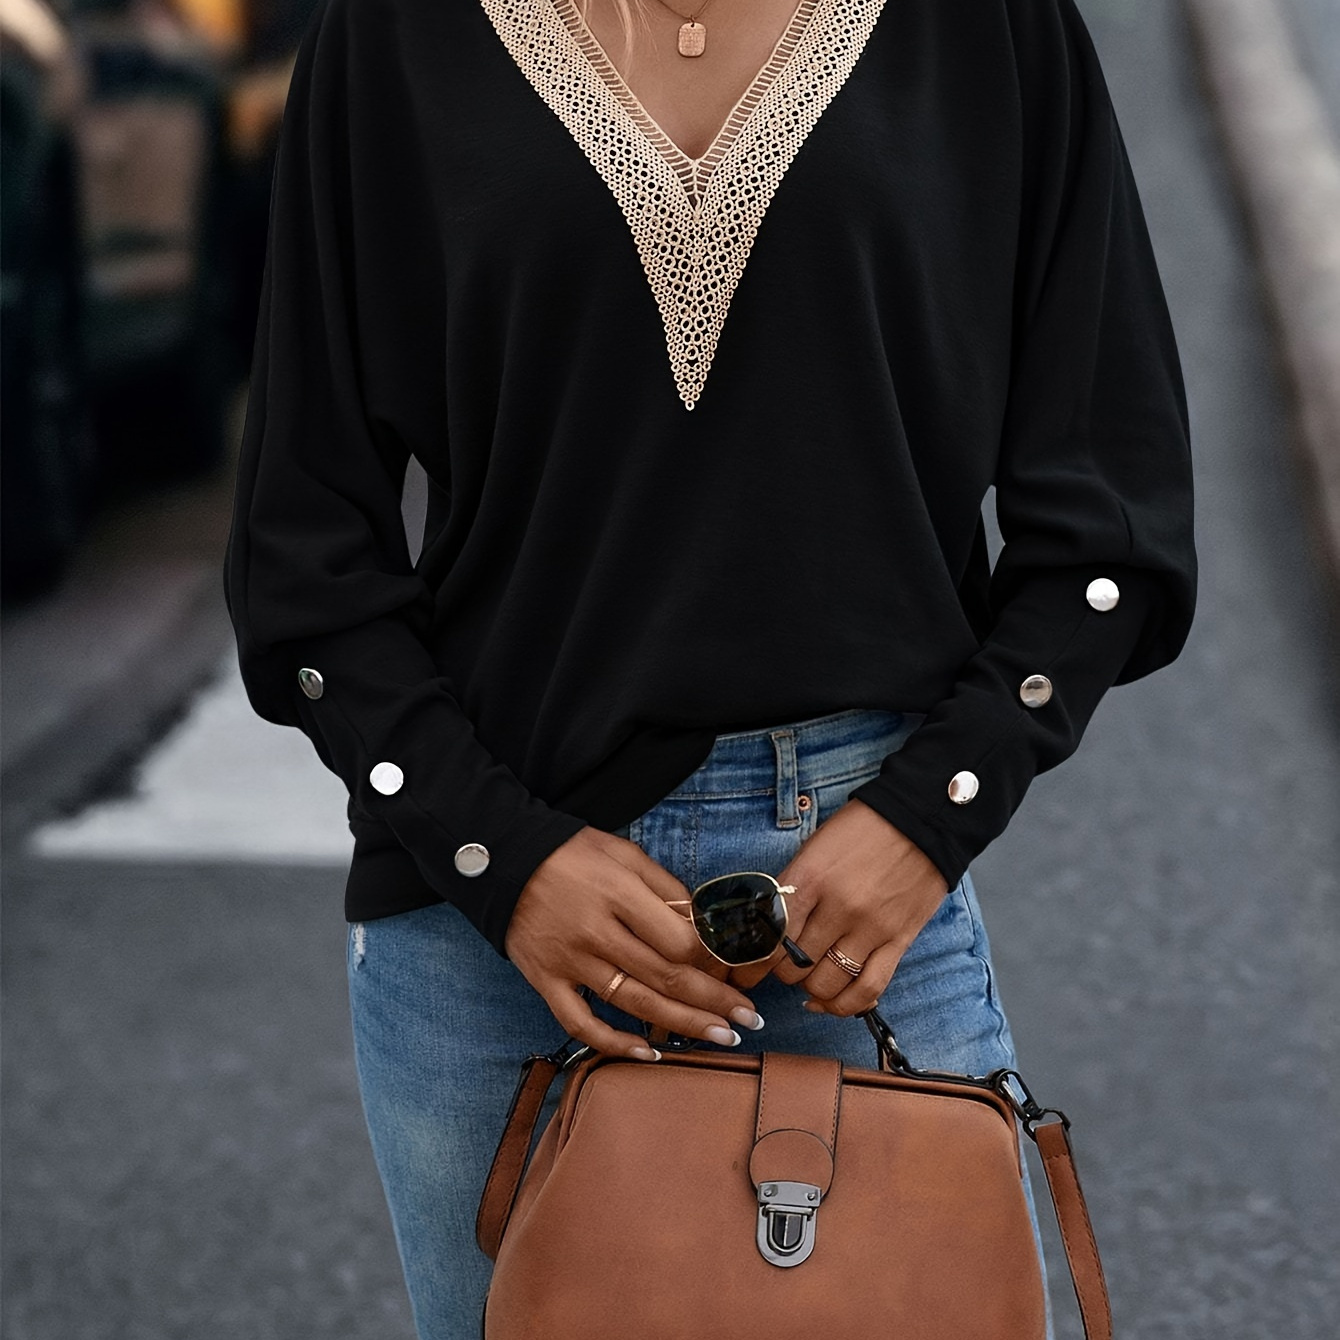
[
  {"xmin": 1278, "ymin": 0, "xmax": 1340, "ymax": 139},
  {"xmin": 1184, "ymin": 0, "xmax": 1340, "ymax": 599}
]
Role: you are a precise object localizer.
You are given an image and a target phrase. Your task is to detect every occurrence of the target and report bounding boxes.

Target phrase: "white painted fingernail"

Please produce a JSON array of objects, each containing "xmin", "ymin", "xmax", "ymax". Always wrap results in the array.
[
  {"xmin": 706, "ymin": 1026, "xmax": 742, "ymax": 1047},
  {"xmin": 730, "ymin": 1008, "xmax": 765, "ymax": 1031},
  {"xmin": 629, "ymin": 1046, "xmax": 661, "ymax": 1061}
]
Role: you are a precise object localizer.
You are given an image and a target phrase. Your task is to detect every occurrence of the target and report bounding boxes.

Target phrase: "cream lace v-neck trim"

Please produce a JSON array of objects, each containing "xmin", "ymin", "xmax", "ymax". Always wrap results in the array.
[
  {"xmin": 480, "ymin": 0, "xmax": 888, "ymax": 410},
  {"xmin": 551, "ymin": 0, "xmax": 820, "ymax": 209}
]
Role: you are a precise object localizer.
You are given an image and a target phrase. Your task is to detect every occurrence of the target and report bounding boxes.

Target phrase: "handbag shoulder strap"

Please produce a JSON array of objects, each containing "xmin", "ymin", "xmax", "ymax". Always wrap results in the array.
[
  {"xmin": 475, "ymin": 1057, "xmax": 1113, "ymax": 1340},
  {"xmin": 475, "ymin": 1054, "xmax": 561, "ymax": 1261},
  {"xmin": 1033, "ymin": 1118, "xmax": 1113, "ymax": 1340}
]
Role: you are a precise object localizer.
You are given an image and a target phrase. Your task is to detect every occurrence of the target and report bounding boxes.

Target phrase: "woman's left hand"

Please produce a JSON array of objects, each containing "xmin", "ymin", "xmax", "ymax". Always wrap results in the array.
[{"xmin": 727, "ymin": 799, "xmax": 949, "ymax": 1015}]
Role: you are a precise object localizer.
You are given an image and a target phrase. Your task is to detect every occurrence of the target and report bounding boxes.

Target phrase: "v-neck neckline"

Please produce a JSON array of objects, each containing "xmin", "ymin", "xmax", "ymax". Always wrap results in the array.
[
  {"xmin": 550, "ymin": 0, "xmax": 821, "ymax": 208},
  {"xmin": 480, "ymin": 0, "xmax": 887, "ymax": 408}
]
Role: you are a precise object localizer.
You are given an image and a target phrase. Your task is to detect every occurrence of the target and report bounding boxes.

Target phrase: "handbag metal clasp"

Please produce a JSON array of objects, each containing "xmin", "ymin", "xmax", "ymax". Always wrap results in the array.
[
  {"xmin": 993, "ymin": 1069, "xmax": 1071, "ymax": 1139},
  {"xmin": 756, "ymin": 1180, "xmax": 821, "ymax": 1267}
]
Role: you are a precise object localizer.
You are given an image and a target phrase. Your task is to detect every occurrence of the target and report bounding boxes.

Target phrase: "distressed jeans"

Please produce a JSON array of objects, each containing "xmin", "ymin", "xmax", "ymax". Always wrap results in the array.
[{"xmin": 347, "ymin": 707, "xmax": 1055, "ymax": 1339}]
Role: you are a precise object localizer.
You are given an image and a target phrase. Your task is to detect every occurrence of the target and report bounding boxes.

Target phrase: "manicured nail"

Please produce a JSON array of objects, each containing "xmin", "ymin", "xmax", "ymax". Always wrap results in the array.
[
  {"xmin": 802, "ymin": 1000, "xmax": 826, "ymax": 1013},
  {"xmin": 730, "ymin": 1007, "xmax": 765, "ymax": 1031},
  {"xmin": 705, "ymin": 1026, "xmax": 742, "ymax": 1047},
  {"xmin": 630, "ymin": 1046, "xmax": 662, "ymax": 1061}
]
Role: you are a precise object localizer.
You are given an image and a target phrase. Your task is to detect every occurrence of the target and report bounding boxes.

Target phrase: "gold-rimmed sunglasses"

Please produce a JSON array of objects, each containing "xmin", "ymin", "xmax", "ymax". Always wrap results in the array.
[{"xmin": 667, "ymin": 871, "xmax": 814, "ymax": 969}]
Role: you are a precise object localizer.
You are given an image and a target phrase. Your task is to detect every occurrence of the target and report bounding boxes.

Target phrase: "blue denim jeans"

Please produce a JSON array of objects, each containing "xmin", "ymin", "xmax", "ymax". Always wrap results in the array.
[{"xmin": 347, "ymin": 707, "xmax": 1054, "ymax": 1339}]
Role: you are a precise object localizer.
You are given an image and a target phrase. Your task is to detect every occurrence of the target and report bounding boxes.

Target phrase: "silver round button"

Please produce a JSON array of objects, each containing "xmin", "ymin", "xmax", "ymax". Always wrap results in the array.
[
  {"xmin": 369, "ymin": 761, "xmax": 404, "ymax": 795},
  {"xmin": 1085, "ymin": 578, "xmax": 1120, "ymax": 612},
  {"xmin": 454, "ymin": 843, "xmax": 490, "ymax": 877},
  {"xmin": 948, "ymin": 770, "xmax": 980, "ymax": 805},
  {"xmin": 1019, "ymin": 674, "xmax": 1053, "ymax": 708},
  {"xmin": 297, "ymin": 667, "xmax": 324, "ymax": 700}
]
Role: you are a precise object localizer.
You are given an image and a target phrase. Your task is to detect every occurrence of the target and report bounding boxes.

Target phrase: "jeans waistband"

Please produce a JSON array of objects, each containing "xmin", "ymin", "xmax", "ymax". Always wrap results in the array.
[{"xmin": 665, "ymin": 707, "xmax": 924, "ymax": 799}]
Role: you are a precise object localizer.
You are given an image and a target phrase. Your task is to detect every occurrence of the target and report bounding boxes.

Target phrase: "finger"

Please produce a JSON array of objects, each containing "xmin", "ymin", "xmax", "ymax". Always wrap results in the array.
[
  {"xmin": 803, "ymin": 942, "xmax": 902, "ymax": 1018},
  {"xmin": 582, "ymin": 830, "xmax": 700, "ymax": 950},
  {"xmin": 726, "ymin": 887, "xmax": 832, "ymax": 989},
  {"xmin": 726, "ymin": 891, "xmax": 825, "ymax": 990},
  {"xmin": 543, "ymin": 980, "xmax": 662, "ymax": 1059},
  {"xmin": 603, "ymin": 836, "xmax": 691, "ymax": 904},
  {"xmin": 727, "ymin": 946, "xmax": 788, "ymax": 991},
  {"xmin": 613, "ymin": 886, "xmax": 714, "ymax": 968},
  {"xmin": 773, "ymin": 899, "xmax": 849, "ymax": 986},
  {"xmin": 598, "ymin": 972, "xmax": 750, "ymax": 1047},
  {"xmin": 801, "ymin": 937, "xmax": 878, "ymax": 1002},
  {"xmin": 607, "ymin": 929, "xmax": 765, "ymax": 1031}
]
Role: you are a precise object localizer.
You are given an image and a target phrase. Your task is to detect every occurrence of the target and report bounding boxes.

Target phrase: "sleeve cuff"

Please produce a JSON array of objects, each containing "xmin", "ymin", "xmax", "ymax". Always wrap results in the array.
[
  {"xmin": 250, "ymin": 613, "xmax": 589, "ymax": 956},
  {"xmin": 848, "ymin": 564, "xmax": 1165, "ymax": 884}
]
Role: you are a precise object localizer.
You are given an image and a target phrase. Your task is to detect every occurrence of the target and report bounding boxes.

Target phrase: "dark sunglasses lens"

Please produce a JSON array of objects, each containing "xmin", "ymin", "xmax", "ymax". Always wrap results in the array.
[{"xmin": 692, "ymin": 874, "xmax": 787, "ymax": 964}]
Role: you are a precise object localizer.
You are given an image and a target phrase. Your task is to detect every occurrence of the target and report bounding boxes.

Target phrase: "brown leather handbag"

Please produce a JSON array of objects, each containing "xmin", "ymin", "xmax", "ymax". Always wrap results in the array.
[{"xmin": 476, "ymin": 1012, "xmax": 1112, "ymax": 1339}]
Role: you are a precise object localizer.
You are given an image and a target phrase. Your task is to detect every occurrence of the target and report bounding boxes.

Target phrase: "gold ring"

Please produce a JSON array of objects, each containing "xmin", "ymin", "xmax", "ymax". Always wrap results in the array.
[
  {"xmin": 599, "ymin": 969, "xmax": 629, "ymax": 1002},
  {"xmin": 824, "ymin": 946, "xmax": 864, "ymax": 978}
]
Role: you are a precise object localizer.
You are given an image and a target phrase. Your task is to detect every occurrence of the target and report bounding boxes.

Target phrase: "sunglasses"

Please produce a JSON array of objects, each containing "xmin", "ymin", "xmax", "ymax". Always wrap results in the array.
[{"xmin": 667, "ymin": 871, "xmax": 814, "ymax": 969}]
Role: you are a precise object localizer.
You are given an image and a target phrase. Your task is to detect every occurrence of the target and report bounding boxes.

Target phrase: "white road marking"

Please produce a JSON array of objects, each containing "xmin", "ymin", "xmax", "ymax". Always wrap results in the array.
[{"xmin": 28, "ymin": 654, "xmax": 354, "ymax": 862}]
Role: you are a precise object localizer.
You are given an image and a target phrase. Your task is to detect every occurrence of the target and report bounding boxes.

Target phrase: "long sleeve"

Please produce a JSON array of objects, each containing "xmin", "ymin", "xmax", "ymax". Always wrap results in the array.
[
  {"xmin": 222, "ymin": 0, "xmax": 587, "ymax": 955},
  {"xmin": 849, "ymin": 0, "xmax": 1197, "ymax": 883}
]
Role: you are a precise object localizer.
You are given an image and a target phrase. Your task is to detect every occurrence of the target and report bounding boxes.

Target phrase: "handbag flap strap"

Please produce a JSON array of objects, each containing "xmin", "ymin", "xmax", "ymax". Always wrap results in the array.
[
  {"xmin": 747, "ymin": 1052, "xmax": 842, "ymax": 1194},
  {"xmin": 475, "ymin": 1054, "xmax": 561, "ymax": 1261},
  {"xmin": 1034, "ymin": 1119, "xmax": 1113, "ymax": 1340}
]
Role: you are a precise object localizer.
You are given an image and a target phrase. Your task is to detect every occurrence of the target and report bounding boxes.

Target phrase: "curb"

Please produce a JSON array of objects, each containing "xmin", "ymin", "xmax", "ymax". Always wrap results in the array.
[{"xmin": 1183, "ymin": 0, "xmax": 1340, "ymax": 601}]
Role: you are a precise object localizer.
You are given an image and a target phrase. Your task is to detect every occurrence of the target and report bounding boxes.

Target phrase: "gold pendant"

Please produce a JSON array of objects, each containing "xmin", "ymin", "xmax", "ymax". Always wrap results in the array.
[{"xmin": 678, "ymin": 20, "xmax": 706, "ymax": 57}]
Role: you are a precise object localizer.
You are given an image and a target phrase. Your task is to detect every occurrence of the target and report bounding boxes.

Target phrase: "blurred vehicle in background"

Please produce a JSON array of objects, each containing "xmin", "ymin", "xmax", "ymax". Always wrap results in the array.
[
  {"xmin": 1, "ymin": 0, "xmax": 315, "ymax": 605},
  {"xmin": 2, "ymin": 0, "xmax": 98, "ymax": 603},
  {"xmin": 215, "ymin": 0, "xmax": 314, "ymax": 364}
]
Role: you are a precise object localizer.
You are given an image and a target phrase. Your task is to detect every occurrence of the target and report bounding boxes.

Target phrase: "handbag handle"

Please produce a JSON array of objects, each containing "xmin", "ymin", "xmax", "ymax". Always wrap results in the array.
[{"xmin": 476, "ymin": 1024, "xmax": 1112, "ymax": 1340}]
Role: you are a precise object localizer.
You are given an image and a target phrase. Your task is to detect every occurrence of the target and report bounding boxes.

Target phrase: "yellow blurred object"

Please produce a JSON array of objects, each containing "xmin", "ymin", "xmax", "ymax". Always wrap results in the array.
[
  {"xmin": 169, "ymin": 0, "xmax": 245, "ymax": 51},
  {"xmin": 228, "ymin": 55, "xmax": 295, "ymax": 159}
]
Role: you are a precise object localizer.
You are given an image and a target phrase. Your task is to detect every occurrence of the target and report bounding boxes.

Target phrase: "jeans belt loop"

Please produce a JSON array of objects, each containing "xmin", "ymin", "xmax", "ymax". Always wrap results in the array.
[{"xmin": 770, "ymin": 729, "xmax": 800, "ymax": 829}]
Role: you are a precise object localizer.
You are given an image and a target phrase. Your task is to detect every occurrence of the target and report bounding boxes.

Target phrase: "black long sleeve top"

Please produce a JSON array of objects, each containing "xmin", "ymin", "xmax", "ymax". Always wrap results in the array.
[{"xmin": 223, "ymin": 0, "xmax": 1197, "ymax": 957}]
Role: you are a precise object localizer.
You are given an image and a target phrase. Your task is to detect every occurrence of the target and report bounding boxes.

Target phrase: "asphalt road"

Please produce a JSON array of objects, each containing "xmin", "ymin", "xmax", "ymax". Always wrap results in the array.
[{"xmin": 4, "ymin": 1, "xmax": 1339, "ymax": 1337}]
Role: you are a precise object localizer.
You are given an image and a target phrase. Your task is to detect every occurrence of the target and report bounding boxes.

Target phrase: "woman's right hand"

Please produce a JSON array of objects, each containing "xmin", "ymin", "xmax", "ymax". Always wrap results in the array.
[{"xmin": 504, "ymin": 826, "xmax": 765, "ymax": 1058}]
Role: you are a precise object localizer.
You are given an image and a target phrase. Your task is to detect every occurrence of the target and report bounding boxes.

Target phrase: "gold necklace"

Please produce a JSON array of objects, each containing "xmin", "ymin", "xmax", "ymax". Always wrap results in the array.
[{"xmin": 649, "ymin": 0, "xmax": 717, "ymax": 57}]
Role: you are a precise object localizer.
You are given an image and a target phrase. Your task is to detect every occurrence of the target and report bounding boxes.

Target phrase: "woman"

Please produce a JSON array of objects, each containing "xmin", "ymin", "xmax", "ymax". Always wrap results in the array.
[{"xmin": 223, "ymin": 0, "xmax": 1196, "ymax": 1334}]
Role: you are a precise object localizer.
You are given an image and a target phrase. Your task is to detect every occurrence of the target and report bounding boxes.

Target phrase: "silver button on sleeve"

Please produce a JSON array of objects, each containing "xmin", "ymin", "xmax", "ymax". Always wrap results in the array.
[
  {"xmin": 948, "ymin": 771, "xmax": 980, "ymax": 805},
  {"xmin": 1019, "ymin": 674, "xmax": 1053, "ymax": 708},
  {"xmin": 297, "ymin": 667, "xmax": 324, "ymax": 700},
  {"xmin": 369, "ymin": 761, "xmax": 404, "ymax": 795},
  {"xmin": 454, "ymin": 843, "xmax": 490, "ymax": 876},
  {"xmin": 1085, "ymin": 578, "xmax": 1120, "ymax": 612}
]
